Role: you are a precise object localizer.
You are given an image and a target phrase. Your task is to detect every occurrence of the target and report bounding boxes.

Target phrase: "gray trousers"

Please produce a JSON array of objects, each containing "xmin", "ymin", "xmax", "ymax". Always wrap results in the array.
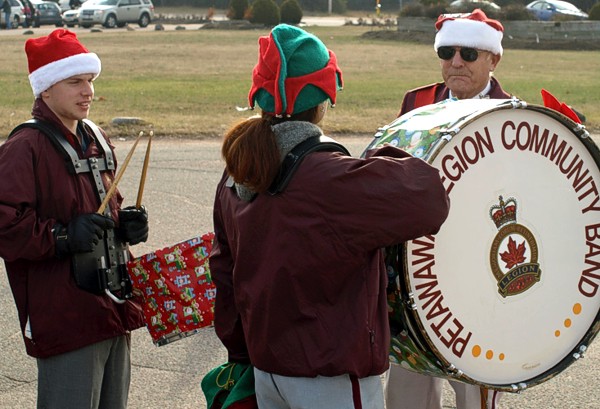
[
  {"xmin": 384, "ymin": 364, "xmax": 503, "ymax": 409},
  {"xmin": 37, "ymin": 334, "xmax": 131, "ymax": 409},
  {"xmin": 254, "ymin": 367, "xmax": 384, "ymax": 409}
]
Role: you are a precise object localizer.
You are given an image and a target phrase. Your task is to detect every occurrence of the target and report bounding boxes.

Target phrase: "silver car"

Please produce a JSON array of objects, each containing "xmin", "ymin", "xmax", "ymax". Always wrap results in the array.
[
  {"xmin": 526, "ymin": 0, "xmax": 589, "ymax": 20},
  {"xmin": 77, "ymin": 0, "xmax": 153, "ymax": 28}
]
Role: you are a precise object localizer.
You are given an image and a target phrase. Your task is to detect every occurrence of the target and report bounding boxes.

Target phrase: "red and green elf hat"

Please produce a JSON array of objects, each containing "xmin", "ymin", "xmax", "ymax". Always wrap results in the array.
[{"xmin": 248, "ymin": 24, "xmax": 343, "ymax": 117}]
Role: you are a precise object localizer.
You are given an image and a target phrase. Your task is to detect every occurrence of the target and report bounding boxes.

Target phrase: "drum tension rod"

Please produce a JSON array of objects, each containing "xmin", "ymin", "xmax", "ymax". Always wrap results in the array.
[
  {"xmin": 445, "ymin": 363, "xmax": 463, "ymax": 378},
  {"xmin": 509, "ymin": 382, "xmax": 528, "ymax": 393},
  {"xmin": 509, "ymin": 97, "xmax": 526, "ymax": 109},
  {"xmin": 574, "ymin": 124, "xmax": 589, "ymax": 139},
  {"xmin": 572, "ymin": 344, "xmax": 587, "ymax": 359},
  {"xmin": 405, "ymin": 292, "xmax": 417, "ymax": 310}
]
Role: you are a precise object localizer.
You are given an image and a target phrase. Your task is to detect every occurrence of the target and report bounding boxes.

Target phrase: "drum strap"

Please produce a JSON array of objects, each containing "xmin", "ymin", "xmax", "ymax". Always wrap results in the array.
[{"xmin": 268, "ymin": 135, "xmax": 350, "ymax": 195}]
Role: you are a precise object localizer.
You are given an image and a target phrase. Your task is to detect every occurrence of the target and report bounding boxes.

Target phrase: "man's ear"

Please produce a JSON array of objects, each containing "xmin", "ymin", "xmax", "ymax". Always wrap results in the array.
[{"xmin": 490, "ymin": 54, "xmax": 501, "ymax": 72}]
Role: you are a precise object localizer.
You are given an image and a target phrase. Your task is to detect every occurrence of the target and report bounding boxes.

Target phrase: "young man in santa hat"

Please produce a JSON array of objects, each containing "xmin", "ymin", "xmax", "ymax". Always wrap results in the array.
[
  {"xmin": 0, "ymin": 29, "xmax": 148, "ymax": 408},
  {"xmin": 386, "ymin": 9, "xmax": 506, "ymax": 409}
]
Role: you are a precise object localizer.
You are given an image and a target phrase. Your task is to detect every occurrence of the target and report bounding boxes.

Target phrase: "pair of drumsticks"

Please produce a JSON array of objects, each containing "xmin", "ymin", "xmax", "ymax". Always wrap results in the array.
[{"xmin": 97, "ymin": 130, "xmax": 153, "ymax": 214}]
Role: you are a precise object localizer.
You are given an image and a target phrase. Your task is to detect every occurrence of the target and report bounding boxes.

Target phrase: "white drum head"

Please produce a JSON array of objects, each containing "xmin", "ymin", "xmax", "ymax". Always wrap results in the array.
[{"xmin": 403, "ymin": 102, "xmax": 600, "ymax": 387}]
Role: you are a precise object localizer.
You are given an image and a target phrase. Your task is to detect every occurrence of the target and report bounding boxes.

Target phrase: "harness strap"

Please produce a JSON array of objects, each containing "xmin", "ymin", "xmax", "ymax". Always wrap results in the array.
[
  {"xmin": 9, "ymin": 119, "xmax": 115, "ymax": 175},
  {"xmin": 268, "ymin": 135, "xmax": 350, "ymax": 195},
  {"xmin": 9, "ymin": 119, "xmax": 131, "ymax": 301},
  {"xmin": 83, "ymin": 118, "xmax": 115, "ymax": 171}
]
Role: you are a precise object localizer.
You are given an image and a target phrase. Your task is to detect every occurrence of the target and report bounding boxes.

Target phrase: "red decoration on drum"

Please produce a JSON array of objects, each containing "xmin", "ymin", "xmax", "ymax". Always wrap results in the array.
[
  {"xmin": 541, "ymin": 89, "xmax": 582, "ymax": 124},
  {"xmin": 127, "ymin": 233, "xmax": 216, "ymax": 346}
]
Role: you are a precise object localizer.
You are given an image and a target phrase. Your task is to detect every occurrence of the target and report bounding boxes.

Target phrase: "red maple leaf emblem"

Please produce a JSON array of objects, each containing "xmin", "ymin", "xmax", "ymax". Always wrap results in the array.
[{"xmin": 500, "ymin": 237, "xmax": 527, "ymax": 269}]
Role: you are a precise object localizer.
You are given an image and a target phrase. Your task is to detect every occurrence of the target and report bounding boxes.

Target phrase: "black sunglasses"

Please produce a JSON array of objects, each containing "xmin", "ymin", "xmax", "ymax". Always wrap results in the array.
[{"xmin": 437, "ymin": 46, "xmax": 480, "ymax": 62}]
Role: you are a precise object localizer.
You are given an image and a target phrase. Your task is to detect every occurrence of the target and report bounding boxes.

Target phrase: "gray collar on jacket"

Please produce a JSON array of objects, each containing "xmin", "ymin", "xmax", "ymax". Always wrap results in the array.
[{"xmin": 235, "ymin": 121, "xmax": 323, "ymax": 202}]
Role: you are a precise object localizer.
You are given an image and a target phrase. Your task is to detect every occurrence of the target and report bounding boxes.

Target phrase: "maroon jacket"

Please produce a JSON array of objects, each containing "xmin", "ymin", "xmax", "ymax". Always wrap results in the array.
[
  {"xmin": 398, "ymin": 77, "xmax": 511, "ymax": 117},
  {"xmin": 210, "ymin": 141, "xmax": 450, "ymax": 379},
  {"xmin": 0, "ymin": 99, "xmax": 144, "ymax": 358}
]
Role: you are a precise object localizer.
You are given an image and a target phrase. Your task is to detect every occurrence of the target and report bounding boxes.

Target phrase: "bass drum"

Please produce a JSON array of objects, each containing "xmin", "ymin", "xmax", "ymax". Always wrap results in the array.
[{"xmin": 366, "ymin": 98, "xmax": 600, "ymax": 392}]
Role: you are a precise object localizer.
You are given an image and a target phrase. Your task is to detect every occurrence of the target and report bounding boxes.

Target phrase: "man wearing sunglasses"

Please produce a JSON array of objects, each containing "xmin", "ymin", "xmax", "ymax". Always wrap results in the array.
[
  {"xmin": 398, "ymin": 9, "xmax": 510, "ymax": 118},
  {"xmin": 386, "ymin": 9, "xmax": 507, "ymax": 409}
]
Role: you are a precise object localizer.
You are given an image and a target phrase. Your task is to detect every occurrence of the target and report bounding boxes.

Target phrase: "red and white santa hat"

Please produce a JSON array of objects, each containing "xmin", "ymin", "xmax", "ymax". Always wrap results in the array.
[
  {"xmin": 25, "ymin": 29, "xmax": 101, "ymax": 97},
  {"xmin": 434, "ymin": 9, "xmax": 504, "ymax": 56}
]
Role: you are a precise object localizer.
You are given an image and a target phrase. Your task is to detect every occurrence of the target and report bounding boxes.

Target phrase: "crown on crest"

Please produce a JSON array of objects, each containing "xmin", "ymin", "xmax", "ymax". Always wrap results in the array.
[{"xmin": 489, "ymin": 196, "xmax": 517, "ymax": 229}]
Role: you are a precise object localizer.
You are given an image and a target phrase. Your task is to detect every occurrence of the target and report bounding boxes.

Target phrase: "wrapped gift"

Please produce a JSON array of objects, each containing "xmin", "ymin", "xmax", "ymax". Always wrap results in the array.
[{"xmin": 127, "ymin": 232, "xmax": 216, "ymax": 346}]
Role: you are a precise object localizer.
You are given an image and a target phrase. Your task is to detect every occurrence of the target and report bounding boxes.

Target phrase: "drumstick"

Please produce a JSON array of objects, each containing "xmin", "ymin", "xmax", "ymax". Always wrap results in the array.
[
  {"xmin": 135, "ymin": 130, "xmax": 153, "ymax": 209},
  {"xmin": 97, "ymin": 131, "xmax": 144, "ymax": 215}
]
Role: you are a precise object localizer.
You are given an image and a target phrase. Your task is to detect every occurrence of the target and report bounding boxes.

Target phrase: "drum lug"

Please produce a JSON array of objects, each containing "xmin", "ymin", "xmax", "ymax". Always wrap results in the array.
[
  {"xmin": 509, "ymin": 97, "xmax": 527, "ymax": 109},
  {"xmin": 373, "ymin": 125, "xmax": 390, "ymax": 138},
  {"xmin": 573, "ymin": 344, "xmax": 587, "ymax": 360},
  {"xmin": 574, "ymin": 124, "xmax": 589, "ymax": 139},
  {"xmin": 441, "ymin": 130, "xmax": 456, "ymax": 141},
  {"xmin": 445, "ymin": 363, "xmax": 463, "ymax": 378},
  {"xmin": 405, "ymin": 292, "xmax": 417, "ymax": 310}
]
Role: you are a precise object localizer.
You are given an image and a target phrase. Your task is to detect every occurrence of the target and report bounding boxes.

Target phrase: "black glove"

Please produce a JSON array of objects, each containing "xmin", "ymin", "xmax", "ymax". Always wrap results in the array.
[
  {"xmin": 118, "ymin": 206, "xmax": 149, "ymax": 245},
  {"xmin": 54, "ymin": 213, "xmax": 115, "ymax": 257}
]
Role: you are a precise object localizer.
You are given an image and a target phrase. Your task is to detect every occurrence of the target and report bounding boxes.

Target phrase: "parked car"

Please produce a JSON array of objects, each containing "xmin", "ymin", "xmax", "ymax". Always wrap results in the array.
[
  {"xmin": 61, "ymin": 7, "xmax": 78, "ymax": 26},
  {"xmin": 449, "ymin": 0, "xmax": 501, "ymax": 11},
  {"xmin": 30, "ymin": 0, "xmax": 63, "ymax": 26},
  {"xmin": 526, "ymin": 0, "xmax": 589, "ymax": 20},
  {"xmin": 58, "ymin": 0, "xmax": 86, "ymax": 12},
  {"xmin": 1, "ymin": 0, "xmax": 25, "ymax": 28},
  {"xmin": 77, "ymin": 0, "xmax": 153, "ymax": 28}
]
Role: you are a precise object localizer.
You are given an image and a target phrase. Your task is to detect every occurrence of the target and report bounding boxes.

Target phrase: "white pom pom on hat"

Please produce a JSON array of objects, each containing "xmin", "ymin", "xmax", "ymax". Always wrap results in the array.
[
  {"xmin": 25, "ymin": 29, "xmax": 101, "ymax": 97},
  {"xmin": 434, "ymin": 9, "xmax": 504, "ymax": 56}
]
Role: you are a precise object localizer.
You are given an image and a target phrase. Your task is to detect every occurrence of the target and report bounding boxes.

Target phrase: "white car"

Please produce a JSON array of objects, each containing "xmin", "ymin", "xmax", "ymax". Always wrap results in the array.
[
  {"xmin": 62, "ymin": 7, "xmax": 78, "ymax": 26},
  {"xmin": 77, "ymin": 0, "xmax": 154, "ymax": 28}
]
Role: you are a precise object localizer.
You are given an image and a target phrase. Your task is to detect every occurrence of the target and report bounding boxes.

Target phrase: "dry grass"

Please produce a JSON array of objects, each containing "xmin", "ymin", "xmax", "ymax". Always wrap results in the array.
[{"xmin": 0, "ymin": 25, "xmax": 597, "ymax": 139}]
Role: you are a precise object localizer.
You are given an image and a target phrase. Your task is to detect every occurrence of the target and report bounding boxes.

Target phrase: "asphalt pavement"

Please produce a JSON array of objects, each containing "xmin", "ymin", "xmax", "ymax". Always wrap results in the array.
[{"xmin": 1, "ymin": 136, "xmax": 600, "ymax": 409}]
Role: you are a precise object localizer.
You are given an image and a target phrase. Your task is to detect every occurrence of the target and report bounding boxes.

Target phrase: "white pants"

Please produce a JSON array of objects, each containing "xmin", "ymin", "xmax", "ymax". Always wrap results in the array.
[
  {"xmin": 254, "ymin": 367, "xmax": 384, "ymax": 409},
  {"xmin": 384, "ymin": 364, "xmax": 502, "ymax": 409}
]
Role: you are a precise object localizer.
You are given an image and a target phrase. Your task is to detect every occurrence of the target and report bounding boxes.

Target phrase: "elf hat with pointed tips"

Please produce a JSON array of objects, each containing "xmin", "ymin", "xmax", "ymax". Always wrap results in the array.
[{"xmin": 248, "ymin": 24, "xmax": 343, "ymax": 117}]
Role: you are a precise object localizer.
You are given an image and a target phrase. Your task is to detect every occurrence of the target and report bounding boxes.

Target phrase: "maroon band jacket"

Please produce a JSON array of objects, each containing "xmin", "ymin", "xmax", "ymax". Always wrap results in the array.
[
  {"xmin": 398, "ymin": 77, "xmax": 511, "ymax": 117},
  {"xmin": 211, "ymin": 138, "xmax": 450, "ymax": 379}
]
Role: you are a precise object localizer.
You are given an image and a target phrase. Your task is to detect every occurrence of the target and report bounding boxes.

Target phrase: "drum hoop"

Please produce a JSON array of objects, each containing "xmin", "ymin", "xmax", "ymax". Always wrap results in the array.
[{"xmin": 399, "ymin": 103, "xmax": 600, "ymax": 391}]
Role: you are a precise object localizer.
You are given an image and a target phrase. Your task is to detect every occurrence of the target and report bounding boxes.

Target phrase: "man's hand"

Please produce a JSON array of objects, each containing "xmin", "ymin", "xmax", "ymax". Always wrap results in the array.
[
  {"xmin": 118, "ymin": 206, "xmax": 149, "ymax": 245},
  {"xmin": 54, "ymin": 213, "xmax": 115, "ymax": 257}
]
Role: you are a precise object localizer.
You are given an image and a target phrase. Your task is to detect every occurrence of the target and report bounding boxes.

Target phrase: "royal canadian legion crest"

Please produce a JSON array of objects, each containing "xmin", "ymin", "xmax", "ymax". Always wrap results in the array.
[{"xmin": 489, "ymin": 196, "xmax": 542, "ymax": 297}]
